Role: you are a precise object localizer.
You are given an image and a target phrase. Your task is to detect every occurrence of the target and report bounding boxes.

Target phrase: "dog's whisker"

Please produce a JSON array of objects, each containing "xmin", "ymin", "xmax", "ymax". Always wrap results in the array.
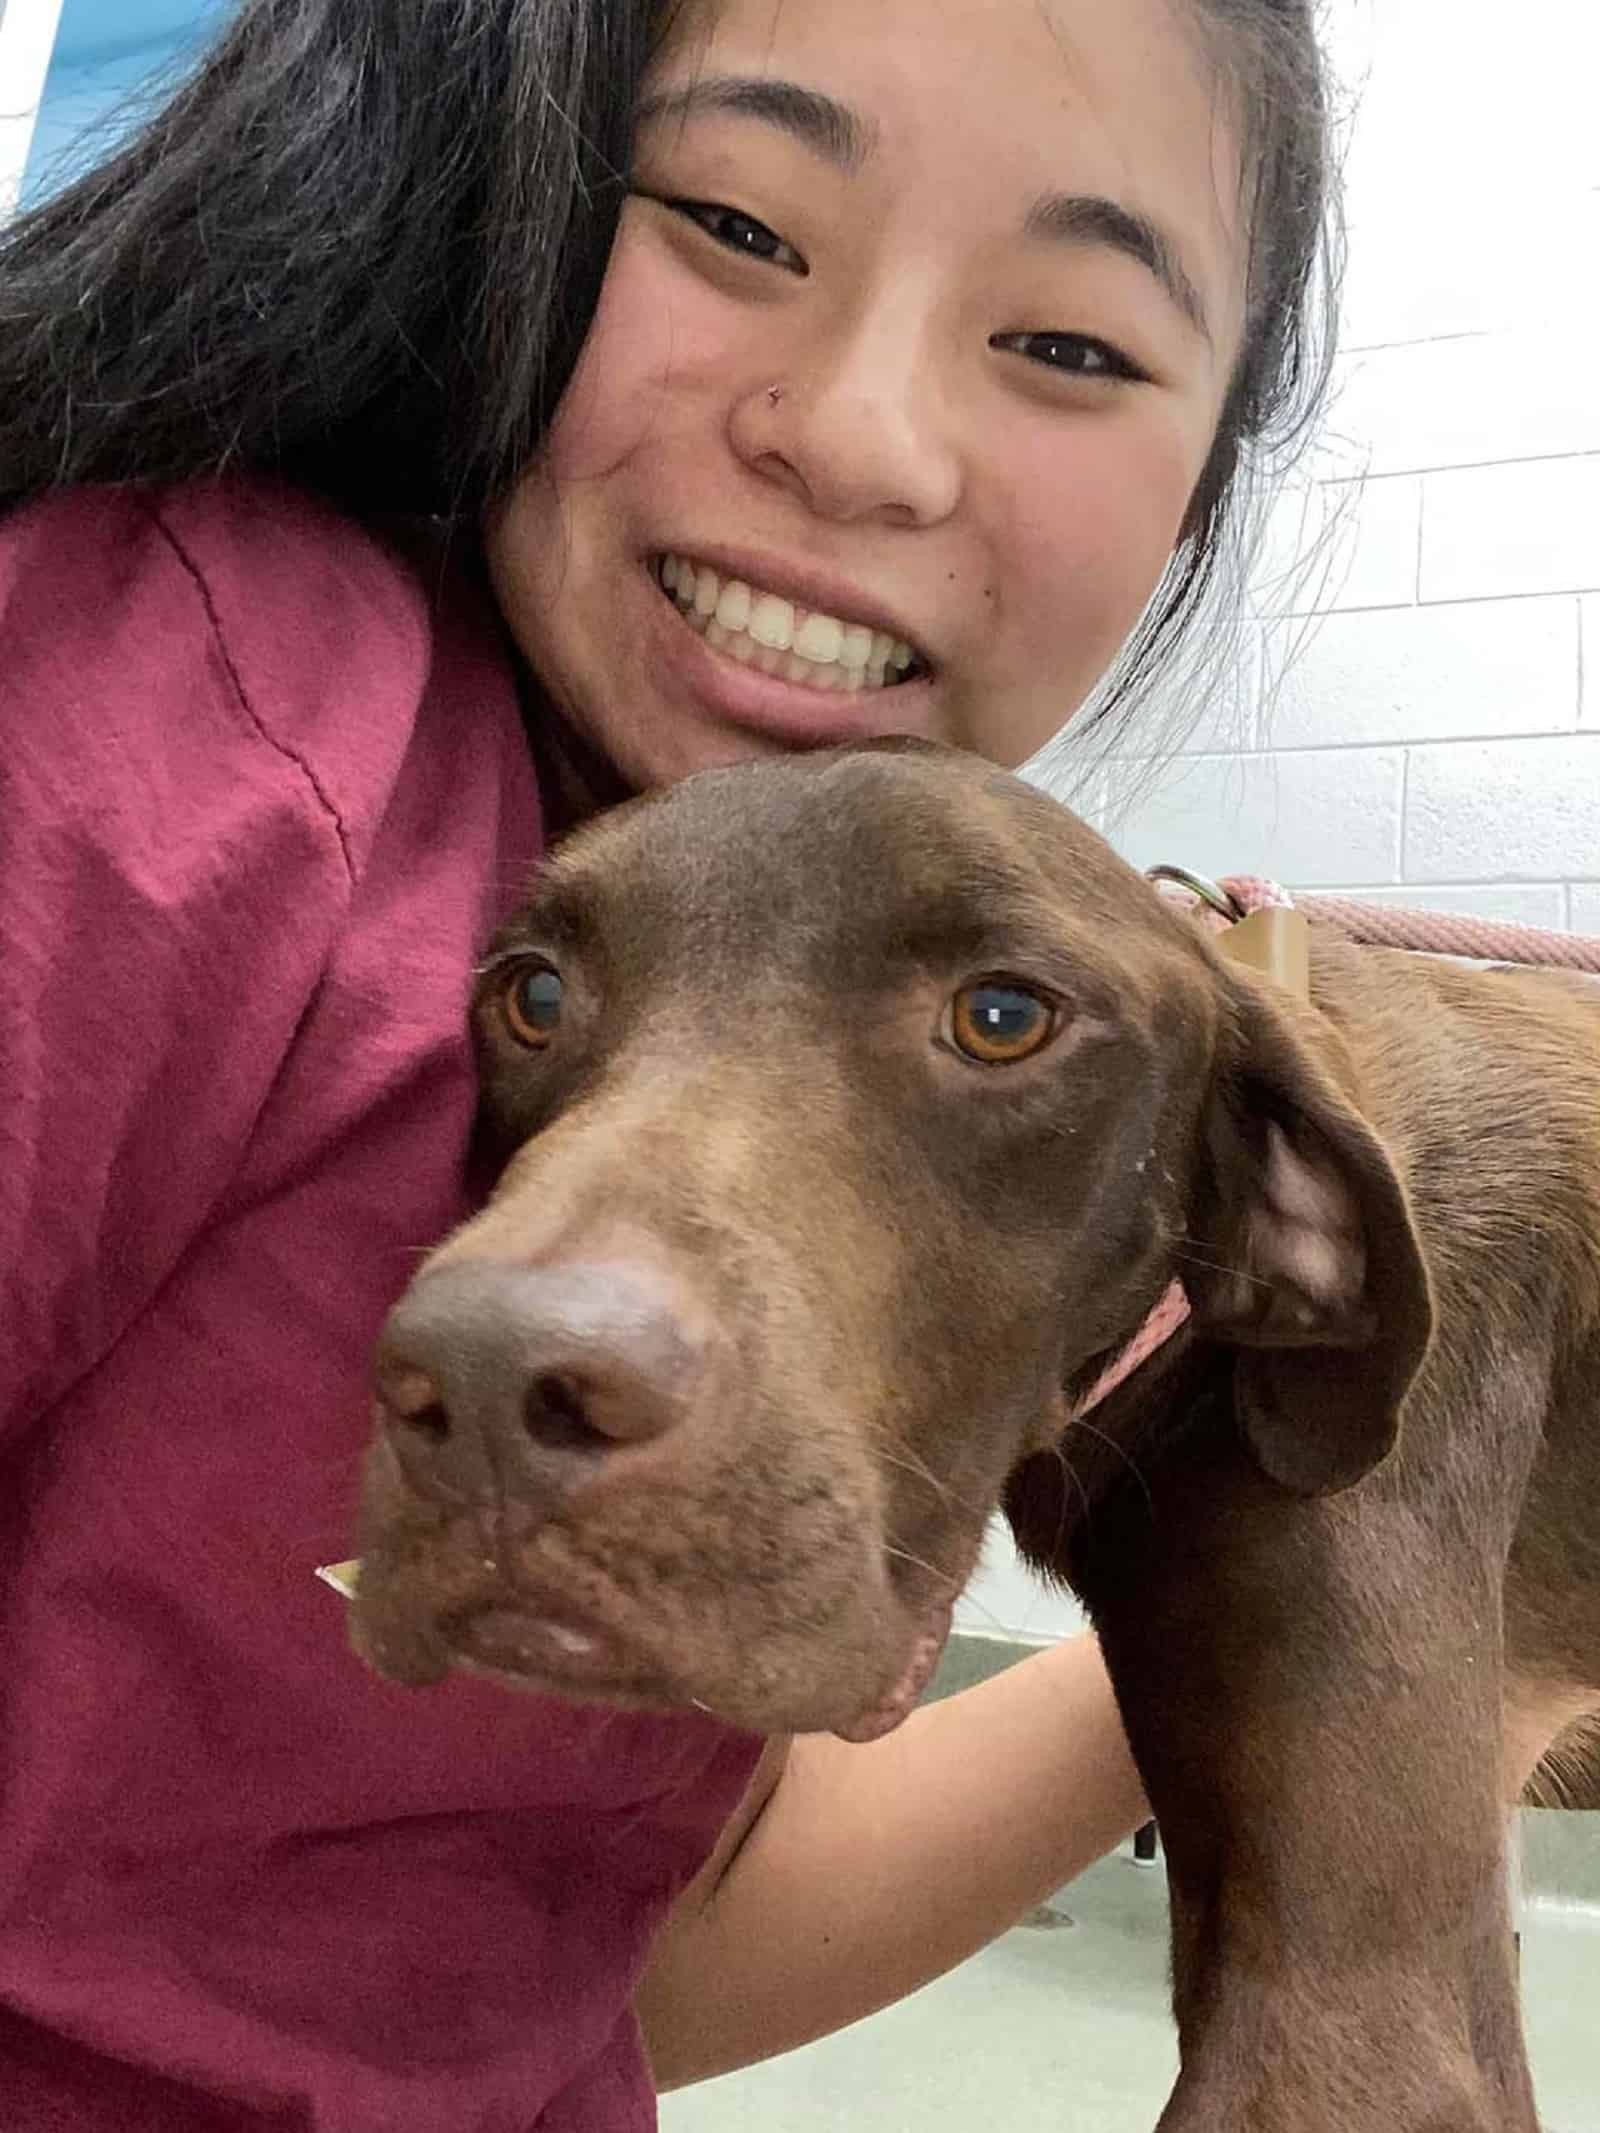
[
  {"xmin": 876, "ymin": 1443, "xmax": 987, "ymax": 1521},
  {"xmin": 882, "ymin": 1539, "xmax": 964, "ymax": 1593},
  {"xmin": 877, "ymin": 1443, "xmax": 959, "ymax": 1512},
  {"xmin": 1023, "ymin": 1441, "xmax": 1093, "ymax": 1581},
  {"xmin": 1061, "ymin": 1415, "xmax": 1155, "ymax": 1515},
  {"xmin": 1050, "ymin": 1442, "xmax": 1094, "ymax": 1546},
  {"xmin": 1171, "ymin": 1239, "xmax": 1273, "ymax": 1291}
]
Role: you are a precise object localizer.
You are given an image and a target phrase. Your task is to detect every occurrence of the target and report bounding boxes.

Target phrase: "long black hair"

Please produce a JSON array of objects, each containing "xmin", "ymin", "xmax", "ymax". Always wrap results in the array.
[{"xmin": 0, "ymin": 0, "xmax": 658, "ymax": 514}]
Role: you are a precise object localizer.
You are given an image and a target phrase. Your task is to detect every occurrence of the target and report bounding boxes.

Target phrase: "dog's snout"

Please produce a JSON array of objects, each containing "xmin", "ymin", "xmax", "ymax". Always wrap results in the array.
[{"xmin": 373, "ymin": 1259, "xmax": 705, "ymax": 1504}]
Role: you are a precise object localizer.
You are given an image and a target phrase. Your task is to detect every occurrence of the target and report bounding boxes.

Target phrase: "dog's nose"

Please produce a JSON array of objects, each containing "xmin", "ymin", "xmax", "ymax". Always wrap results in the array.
[{"xmin": 372, "ymin": 1259, "xmax": 705, "ymax": 1505}]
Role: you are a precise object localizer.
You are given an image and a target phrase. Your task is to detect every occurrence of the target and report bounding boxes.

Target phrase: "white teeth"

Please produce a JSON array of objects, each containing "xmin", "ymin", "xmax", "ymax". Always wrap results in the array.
[
  {"xmin": 715, "ymin": 580, "xmax": 752, "ymax": 632},
  {"xmin": 749, "ymin": 593, "xmax": 794, "ymax": 652},
  {"xmin": 657, "ymin": 554, "xmax": 924, "ymax": 694},
  {"xmin": 840, "ymin": 624, "xmax": 874, "ymax": 670},
  {"xmin": 794, "ymin": 612, "xmax": 844, "ymax": 665}
]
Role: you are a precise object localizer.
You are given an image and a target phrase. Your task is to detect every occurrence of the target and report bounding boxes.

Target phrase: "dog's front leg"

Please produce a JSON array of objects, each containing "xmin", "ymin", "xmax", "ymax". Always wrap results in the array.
[{"xmin": 1082, "ymin": 1446, "xmax": 1538, "ymax": 2133}]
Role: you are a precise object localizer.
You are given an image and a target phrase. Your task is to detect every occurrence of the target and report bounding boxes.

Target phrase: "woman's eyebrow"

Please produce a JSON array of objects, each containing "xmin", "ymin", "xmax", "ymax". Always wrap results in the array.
[
  {"xmin": 634, "ymin": 75, "xmax": 876, "ymax": 173},
  {"xmin": 1026, "ymin": 193, "xmax": 1211, "ymax": 343},
  {"xmin": 633, "ymin": 75, "xmax": 1210, "ymax": 343}
]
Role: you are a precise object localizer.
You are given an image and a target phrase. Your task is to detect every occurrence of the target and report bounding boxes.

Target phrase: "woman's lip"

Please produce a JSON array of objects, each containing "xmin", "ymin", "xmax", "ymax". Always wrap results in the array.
[
  {"xmin": 652, "ymin": 542, "xmax": 930, "ymax": 663},
  {"xmin": 647, "ymin": 571, "xmax": 937, "ymax": 749}
]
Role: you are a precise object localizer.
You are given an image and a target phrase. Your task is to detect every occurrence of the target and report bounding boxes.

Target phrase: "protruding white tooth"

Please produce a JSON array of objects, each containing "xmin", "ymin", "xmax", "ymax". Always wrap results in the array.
[
  {"xmin": 840, "ymin": 624, "xmax": 874, "ymax": 670},
  {"xmin": 716, "ymin": 580, "xmax": 753, "ymax": 631},
  {"xmin": 728, "ymin": 633, "xmax": 757, "ymax": 663},
  {"xmin": 794, "ymin": 612, "xmax": 845, "ymax": 664},
  {"xmin": 706, "ymin": 620, "xmax": 730, "ymax": 649},
  {"xmin": 693, "ymin": 566, "xmax": 719, "ymax": 617},
  {"xmin": 661, "ymin": 555, "xmax": 680, "ymax": 592},
  {"xmin": 687, "ymin": 608, "xmax": 710, "ymax": 635},
  {"xmin": 755, "ymin": 645, "xmax": 784, "ymax": 675},
  {"xmin": 870, "ymin": 630, "xmax": 894, "ymax": 668},
  {"xmin": 785, "ymin": 653, "xmax": 812, "ymax": 683},
  {"xmin": 749, "ymin": 594, "xmax": 796, "ymax": 652},
  {"xmin": 890, "ymin": 639, "xmax": 914, "ymax": 671}
]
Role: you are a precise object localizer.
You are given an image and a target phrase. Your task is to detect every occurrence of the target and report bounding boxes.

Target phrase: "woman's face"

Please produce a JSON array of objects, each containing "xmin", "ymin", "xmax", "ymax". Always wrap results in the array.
[{"xmin": 486, "ymin": 0, "xmax": 1247, "ymax": 786}]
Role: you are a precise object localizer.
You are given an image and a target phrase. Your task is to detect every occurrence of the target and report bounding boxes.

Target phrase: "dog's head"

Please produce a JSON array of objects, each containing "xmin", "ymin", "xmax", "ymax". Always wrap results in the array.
[{"xmin": 349, "ymin": 742, "xmax": 1432, "ymax": 1738}]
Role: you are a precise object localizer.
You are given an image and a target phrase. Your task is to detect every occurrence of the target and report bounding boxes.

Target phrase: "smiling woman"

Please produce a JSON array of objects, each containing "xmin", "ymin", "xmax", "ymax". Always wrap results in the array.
[
  {"xmin": 0, "ymin": 1, "xmax": 1341, "ymax": 2127},
  {"xmin": 486, "ymin": 0, "xmax": 1256, "ymax": 780}
]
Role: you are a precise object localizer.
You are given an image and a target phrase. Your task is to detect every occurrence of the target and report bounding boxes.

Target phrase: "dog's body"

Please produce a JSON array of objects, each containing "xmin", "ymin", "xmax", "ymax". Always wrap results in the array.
[{"xmin": 351, "ymin": 743, "xmax": 1599, "ymax": 2130}]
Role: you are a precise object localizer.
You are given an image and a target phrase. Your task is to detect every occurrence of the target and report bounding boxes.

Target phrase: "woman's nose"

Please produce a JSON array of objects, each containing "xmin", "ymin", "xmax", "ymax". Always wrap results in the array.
[{"xmin": 729, "ymin": 309, "xmax": 963, "ymax": 529}]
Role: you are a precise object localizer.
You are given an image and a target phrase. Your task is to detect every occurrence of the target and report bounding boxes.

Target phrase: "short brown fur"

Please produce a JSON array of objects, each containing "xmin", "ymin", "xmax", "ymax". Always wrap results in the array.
[{"xmin": 353, "ymin": 742, "xmax": 1600, "ymax": 2131}]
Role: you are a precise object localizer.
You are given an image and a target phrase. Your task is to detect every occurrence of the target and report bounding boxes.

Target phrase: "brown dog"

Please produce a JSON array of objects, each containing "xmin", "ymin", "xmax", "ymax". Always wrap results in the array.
[{"xmin": 351, "ymin": 739, "xmax": 1600, "ymax": 2131}]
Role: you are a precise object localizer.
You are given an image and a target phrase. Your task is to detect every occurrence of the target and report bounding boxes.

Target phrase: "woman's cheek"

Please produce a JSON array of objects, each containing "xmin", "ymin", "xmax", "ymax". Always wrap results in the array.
[
  {"xmin": 985, "ymin": 421, "xmax": 1195, "ymax": 677},
  {"xmin": 542, "ymin": 225, "xmax": 746, "ymax": 486}
]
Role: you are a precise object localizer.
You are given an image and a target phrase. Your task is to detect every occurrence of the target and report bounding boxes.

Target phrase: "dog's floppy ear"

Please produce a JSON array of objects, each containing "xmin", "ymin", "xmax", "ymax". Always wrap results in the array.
[{"xmin": 1183, "ymin": 972, "xmax": 1434, "ymax": 1496}]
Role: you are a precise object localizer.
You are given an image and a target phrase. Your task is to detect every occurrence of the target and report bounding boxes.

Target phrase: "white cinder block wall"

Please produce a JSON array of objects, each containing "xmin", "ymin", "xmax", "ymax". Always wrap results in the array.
[
  {"xmin": 1103, "ymin": 0, "xmax": 1600, "ymax": 912},
  {"xmin": 968, "ymin": 0, "xmax": 1600, "ymax": 1640}
]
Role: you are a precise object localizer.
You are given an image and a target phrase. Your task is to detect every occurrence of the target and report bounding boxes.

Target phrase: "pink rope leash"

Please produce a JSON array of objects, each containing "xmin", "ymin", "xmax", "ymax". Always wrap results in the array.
[
  {"xmin": 1218, "ymin": 876, "xmax": 1600, "ymax": 975},
  {"xmin": 1294, "ymin": 896, "xmax": 1600, "ymax": 975}
]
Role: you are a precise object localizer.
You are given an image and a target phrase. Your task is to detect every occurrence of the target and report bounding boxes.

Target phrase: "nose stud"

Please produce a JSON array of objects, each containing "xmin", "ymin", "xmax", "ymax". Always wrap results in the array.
[{"xmin": 766, "ymin": 382, "xmax": 784, "ymax": 407}]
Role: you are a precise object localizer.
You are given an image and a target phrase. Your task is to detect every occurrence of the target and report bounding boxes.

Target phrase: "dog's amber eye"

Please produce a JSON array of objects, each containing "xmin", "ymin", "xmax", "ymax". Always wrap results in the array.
[
  {"xmin": 503, "ymin": 963, "xmax": 564, "ymax": 1048},
  {"xmin": 949, "ymin": 981, "xmax": 1054, "ymax": 1064}
]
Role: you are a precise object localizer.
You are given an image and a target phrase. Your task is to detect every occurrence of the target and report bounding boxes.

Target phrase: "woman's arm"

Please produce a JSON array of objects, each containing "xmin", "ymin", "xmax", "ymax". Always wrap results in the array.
[{"xmin": 636, "ymin": 1630, "xmax": 1146, "ymax": 2089}]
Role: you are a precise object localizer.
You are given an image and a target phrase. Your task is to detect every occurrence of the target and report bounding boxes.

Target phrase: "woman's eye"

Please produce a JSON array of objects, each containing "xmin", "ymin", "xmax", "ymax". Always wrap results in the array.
[
  {"xmin": 669, "ymin": 198, "xmax": 807, "ymax": 274},
  {"xmin": 991, "ymin": 331, "xmax": 1146, "ymax": 383},
  {"xmin": 503, "ymin": 963, "xmax": 564, "ymax": 1050},
  {"xmin": 947, "ymin": 982, "xmax": 1057, "ymax": 1066}
]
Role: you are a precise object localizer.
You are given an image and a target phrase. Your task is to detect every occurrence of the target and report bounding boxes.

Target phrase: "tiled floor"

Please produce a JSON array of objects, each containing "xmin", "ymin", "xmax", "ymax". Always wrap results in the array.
[{"xmin": 661, "ymin": 1841, "xmax": 1600, "ymax": 2132}]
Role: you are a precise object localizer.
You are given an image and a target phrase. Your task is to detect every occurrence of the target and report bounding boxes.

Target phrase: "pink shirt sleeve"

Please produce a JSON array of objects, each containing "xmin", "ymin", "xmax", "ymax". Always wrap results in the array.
[
  {"xmin": 0, "ymin": 481, "xmax": 762, "ymax": 2132},
  {"xmin": 0, "ymin": 489, "xmax": 353, "ymax": 1436}
]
